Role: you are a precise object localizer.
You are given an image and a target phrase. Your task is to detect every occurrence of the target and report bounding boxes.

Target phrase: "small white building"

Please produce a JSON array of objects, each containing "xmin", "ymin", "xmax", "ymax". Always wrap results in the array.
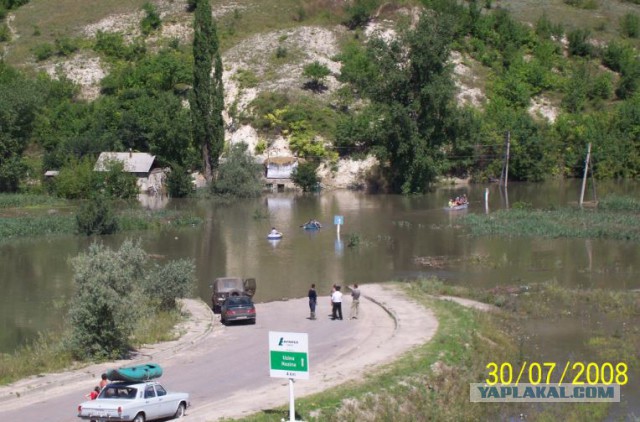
[{"xmin": 264, "ymin": 156, "xmax": 299, "ymax": 192}]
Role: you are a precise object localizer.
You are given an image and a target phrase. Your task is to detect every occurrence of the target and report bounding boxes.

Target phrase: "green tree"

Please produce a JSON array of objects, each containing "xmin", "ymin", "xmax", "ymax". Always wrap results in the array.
[
  {"xmin": 145, "ymin": 259, "xmax": 195, "ymax": 310},
  {"xmin": 53, "ymin": 157, "xmax": 102, "ymax": 199},
  {"xmin": 75, "ymin": 194, "xmax": 119, "ymax": 235},
  {"xmin": 67, "ymin": 240, "xmax": 147, "ymax": 359},
  {"xmin": 100, "ymin": 160, "xmax": 139, "ymax": 200},
  {"xmin": 190, "ymin": 0, "xmax": 224, "ymax": 183},
  {"xmin": 0, "ymin": 71, "xmax": 42, "ymax": 192},
  {"xmin": 212, "ymin": 142, "xmax": 262, "ymax": 197},
  {"xmin": 166, "ymin": 165, "xmax": 194, "ymax": 197},
  {"xmin": 302, "ymin": 61, "xmax": 331, "ymax": 91},
  {"xmin": 291, "ymin": 161, "xmax": 320, "ymax": 191}
]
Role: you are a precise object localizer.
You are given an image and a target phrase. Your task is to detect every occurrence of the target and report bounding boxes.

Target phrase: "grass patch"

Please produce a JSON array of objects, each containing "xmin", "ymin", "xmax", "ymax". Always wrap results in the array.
[
  {"xmin": 463, "ymin": 205, "xmax": 640, "ymax": 241},
  {"xmin": 117, "ymin": 209, "xmax": 202, "ymax": 231},
  {"xmin": 130, "ymin": 307, "xmax": 184, "ymax": 346},
  {"xmin": 0, "ymin": 207, "xmax": 201, "ymax": 240},
  {"xmin": 0, "ymin": 193, "xmax": 67, "ymax": 209},
  {"xmin": 0, "ymin": 214, "xmax": 76, "ymax": 239},
  {"xmin": 499, "ymin": 0, "xmax": 640, "ymax": 46}
]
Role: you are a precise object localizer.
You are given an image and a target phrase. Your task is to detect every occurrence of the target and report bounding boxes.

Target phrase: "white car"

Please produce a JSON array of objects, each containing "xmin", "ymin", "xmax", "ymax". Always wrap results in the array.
[{"xmin": 77, "ymin": 381, "xmax": 189, "ymax": 422}]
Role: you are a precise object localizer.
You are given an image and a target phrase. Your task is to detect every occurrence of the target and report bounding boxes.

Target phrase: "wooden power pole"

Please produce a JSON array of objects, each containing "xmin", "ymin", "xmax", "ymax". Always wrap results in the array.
[{"xmin": 499, "ymin": 131, "xmax": 510, "ymax": 188}]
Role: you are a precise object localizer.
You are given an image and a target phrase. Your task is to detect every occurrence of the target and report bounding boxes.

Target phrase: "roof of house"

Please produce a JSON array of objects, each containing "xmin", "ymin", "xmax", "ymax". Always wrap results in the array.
[
  {"xmin": 264, "ymin": 156, "xmax": 298, "ymax": 165},
  {"xmin": 94, "ymin": 152, "xmax": 155, "ymax": 173}
]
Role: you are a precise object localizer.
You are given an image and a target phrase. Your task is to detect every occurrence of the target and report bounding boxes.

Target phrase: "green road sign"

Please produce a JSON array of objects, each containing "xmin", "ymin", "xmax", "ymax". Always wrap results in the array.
[
  {"xmin": 270, "ymin": 351, "xmax": 308, "ymax": 372},
  {"xmin": 269, "ymin": 331, "xmax": 309, "ymax": 380}
]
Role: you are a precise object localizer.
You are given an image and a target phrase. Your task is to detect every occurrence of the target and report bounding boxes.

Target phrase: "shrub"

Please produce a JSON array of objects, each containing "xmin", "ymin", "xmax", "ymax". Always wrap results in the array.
[
  {"xmin": 343, "ymin": 0, "xmax": 378, "ymax": 30},
  {"xmin": 212, "ymin": 142, "xmax": 263, "ymax": 197},
  {"xmin": 55, "ymin": 36, "xmax": 78, "ymax": 56},
  {"xmin": 602, "ymin": 40, "xmax": 635, "ymax": 73},
  {"xmin": 141, "ymin": 2, "xmax": 162, "ymax": 35},
  {"xmin": 76, "ymin": 195, "xmax": 119, "ymax": 235},
  {"xmin": 275, "ymin": 45, "xmax": 287, "ymax": 59},
  {"xmin": 0, "ymin": 24, "xmax": 11, "ymax": 42},
  {"xmin": 303, "ymin": 61, "xmax": 331, "ymax": 91},
  {"xmin": 291, "ymin": 161, "xmax": 320, "ymax": 192},
  {"xmin": 568, "ymin": 29, "xmax": 592, "ymax": 57},
  {"xmin": 620, "ymin": 13, "xmax": 640, "ymax": 38},
  {"xmin": 33, "ymin": 43, "xmax": 54, "ymax": 61},
  {"xmin": 254, "ymin": 139, "xmax": 267, "ymax": 155},
  {"xmin": 145, "ymin": 259, "xmax": 195, "ymax": 310},
  {"xmin": 166, "ymin": 165, "xmax": 194, "ymax": 198},
  {"xmin": 100, "ymin": 160, "xmax": 139, "ymax": 200},
  {"xmin": 53, "ymin": 158, "xmax": 101, "ymax": 199}
]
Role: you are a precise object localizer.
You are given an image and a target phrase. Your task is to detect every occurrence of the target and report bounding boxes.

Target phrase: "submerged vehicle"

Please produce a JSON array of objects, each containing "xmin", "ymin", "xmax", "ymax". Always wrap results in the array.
[{"xmin": 210, "ymin": 277, "xmax": 256, "ymax": 314}]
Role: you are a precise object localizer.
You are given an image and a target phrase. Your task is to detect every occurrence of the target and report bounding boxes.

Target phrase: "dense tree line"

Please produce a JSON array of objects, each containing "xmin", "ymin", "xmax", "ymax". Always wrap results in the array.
[{"xmin": 1, "ymin": 0, "xmax": 640, "ymax": 195}]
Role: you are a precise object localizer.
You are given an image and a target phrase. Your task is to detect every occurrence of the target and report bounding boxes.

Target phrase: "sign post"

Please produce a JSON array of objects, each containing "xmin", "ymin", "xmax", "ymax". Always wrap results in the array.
[{"xmin": 269, "ymin": 332, "xmax": 309, "ymax": 422}]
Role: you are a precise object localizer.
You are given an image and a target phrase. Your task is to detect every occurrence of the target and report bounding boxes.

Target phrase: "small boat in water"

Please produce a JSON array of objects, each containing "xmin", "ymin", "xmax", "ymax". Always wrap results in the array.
[
  {"xmin": 106, "ymin": 363, "xmax": 163, "ymax": 382},
  {"xmin": 444, "ymin": 203, "xmax": 468, "ymax": 211},
  {"xmin": 267, "ymin": 230, "xmax": 283, "ymax": 240},
  {"xmin": 301, "ymin": 220, "xmax": 322, "ymax": 230}
]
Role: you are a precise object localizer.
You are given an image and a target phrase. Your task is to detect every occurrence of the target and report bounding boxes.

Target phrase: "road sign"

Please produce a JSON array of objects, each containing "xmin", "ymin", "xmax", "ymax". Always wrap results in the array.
[
  {"xmin": 334, "ymin": 215, "xmax": 344, "ymax": 225},
  {"xmin": 269, "ymin": 332, "xmax": 309, "ymax": 380}
]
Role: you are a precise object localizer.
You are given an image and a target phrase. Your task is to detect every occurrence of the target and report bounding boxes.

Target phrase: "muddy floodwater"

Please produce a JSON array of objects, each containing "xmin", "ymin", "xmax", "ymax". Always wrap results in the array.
[{"xmin": 1, "ymin": 180, "xmax": 639, "ymax": 414}]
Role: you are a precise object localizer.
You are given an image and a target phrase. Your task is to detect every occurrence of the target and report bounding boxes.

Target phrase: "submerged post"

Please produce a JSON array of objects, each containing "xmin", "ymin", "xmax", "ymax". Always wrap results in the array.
[{"xmin": 484, "ymin": 188, "xmax": 489, "ymax": 214}]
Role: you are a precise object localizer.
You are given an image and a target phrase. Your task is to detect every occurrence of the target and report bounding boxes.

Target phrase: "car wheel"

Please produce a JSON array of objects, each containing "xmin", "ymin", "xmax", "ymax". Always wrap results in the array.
[
  {"xmin": 250, "ymin": 318, "xmax": 256, "ymax": 325},
  {"xmin": 174, "ymin": 402, "xmax": 186, "ymax": 418},
  {"xmin": 133, "ymin": 413, "xmax": 145, "ymax": 422}
]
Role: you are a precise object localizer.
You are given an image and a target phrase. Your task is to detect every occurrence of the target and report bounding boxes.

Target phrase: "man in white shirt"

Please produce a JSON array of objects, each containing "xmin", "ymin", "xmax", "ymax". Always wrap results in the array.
[{"xmin": 331, "ymin": 285, "xmax": 343, "ymax": 320}]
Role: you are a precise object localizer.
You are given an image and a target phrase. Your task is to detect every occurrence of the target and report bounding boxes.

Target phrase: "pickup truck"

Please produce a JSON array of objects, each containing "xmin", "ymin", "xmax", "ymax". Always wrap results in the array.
[
  {"xmin": 77, "ymin": 381, "xmax": 189, "ymax": 422},
  {"xmin": 211, "ymin": 277, "xmax": 256, "ymax": 313}
]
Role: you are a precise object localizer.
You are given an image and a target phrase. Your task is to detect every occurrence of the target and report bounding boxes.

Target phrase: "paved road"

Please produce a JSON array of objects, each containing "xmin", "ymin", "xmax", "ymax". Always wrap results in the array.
[{"xmin": 0, "ymin": 284, "xmax": 437, "ymax": 422}]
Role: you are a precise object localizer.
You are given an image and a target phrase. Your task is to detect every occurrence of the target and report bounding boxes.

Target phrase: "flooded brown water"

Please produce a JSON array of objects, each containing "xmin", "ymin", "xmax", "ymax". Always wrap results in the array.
[{"xmin": 1, "ymin": 181, "xmax": 639, "ymax": 359}]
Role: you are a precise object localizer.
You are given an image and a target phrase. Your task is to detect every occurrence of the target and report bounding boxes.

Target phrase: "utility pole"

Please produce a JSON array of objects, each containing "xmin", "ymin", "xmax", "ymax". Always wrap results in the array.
[
  {"xmin": 579, "ymin": 143, "xmax": 591, "ymax": 207},
  {"xmin": 499, "ymin": 131, "xmax": 510, "ymax": 188}
]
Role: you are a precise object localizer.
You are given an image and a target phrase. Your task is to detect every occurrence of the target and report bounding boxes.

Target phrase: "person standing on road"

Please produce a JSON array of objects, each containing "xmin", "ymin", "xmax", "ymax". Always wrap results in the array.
[
  {"xmin": 350, "ymin": 284, "xmax": 361, "ymax": 319},
  {"xmin": 308, "ymin": 283, "xmax": 317, "ymax": 320},
  {"xmin": 331, "ymin": 285, "xmax": 343, "ymax": 320}
]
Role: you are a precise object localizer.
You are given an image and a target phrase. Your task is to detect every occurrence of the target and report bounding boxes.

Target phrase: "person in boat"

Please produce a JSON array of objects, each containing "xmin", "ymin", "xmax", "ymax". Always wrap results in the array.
[{"xmin": 270, "ymin": 227, "xmax": 279, "ymax": 235}]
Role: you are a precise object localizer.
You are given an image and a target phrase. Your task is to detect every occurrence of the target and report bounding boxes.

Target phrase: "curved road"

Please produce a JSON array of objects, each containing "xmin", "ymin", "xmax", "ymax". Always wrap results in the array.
[{"xmin": 0, "ymin": 284, "xmax": 437, "ymax": 422}]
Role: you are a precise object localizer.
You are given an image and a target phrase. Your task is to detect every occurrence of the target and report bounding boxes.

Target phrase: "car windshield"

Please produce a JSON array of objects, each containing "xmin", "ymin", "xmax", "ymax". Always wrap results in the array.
[
  {"xmin": 226, "ymin": 296, "xmax": 252, "ymax": 306},
  {"xmin": 100, "ymin": 386, "xmax": 138, "ymax": 399}
]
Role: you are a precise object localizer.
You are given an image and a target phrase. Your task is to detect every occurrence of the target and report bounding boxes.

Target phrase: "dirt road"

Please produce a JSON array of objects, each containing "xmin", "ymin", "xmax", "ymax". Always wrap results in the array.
[{"xmin": 0, "ymin": 283, "xmax": 438, "ymax": 421}]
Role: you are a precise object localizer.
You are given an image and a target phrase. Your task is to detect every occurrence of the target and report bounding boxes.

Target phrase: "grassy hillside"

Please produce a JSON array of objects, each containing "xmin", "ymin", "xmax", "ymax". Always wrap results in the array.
[
  {"xmin": 502, "ymin": 0, "xmax": 640, "ymax": 42},
  {"xmin": 2, "ymin": 0, "xmax": 349, "ymax": 68}
]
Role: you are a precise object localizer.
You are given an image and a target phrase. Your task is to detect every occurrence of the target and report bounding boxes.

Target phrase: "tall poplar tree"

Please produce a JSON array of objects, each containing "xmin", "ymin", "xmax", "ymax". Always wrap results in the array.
[{"xmin": 190, "ymin": 0, "xmax": 224, "ymax": 183}]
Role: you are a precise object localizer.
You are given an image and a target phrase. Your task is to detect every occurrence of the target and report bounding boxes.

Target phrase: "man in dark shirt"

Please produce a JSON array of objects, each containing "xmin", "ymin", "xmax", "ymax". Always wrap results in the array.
[{"xmin": 308, "ymin": 283, "xmax": 317, "ymax": 320}]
